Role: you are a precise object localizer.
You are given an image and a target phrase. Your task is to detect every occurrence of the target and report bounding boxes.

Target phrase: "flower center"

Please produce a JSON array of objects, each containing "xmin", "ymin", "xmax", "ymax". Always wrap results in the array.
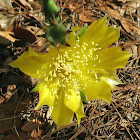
[
  {"xmin": 41, "ymin": 39, "xmax": 101, "ymax": 91},
  {"xmin": 41, "ymin": 52, "xmax": 79, "ymax": 89}
]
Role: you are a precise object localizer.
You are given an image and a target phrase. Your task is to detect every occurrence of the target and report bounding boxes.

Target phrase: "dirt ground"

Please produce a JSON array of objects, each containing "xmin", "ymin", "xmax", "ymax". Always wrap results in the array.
[{"xmin": 0, "ymin": 0, "xmax": 139, "ymax": 140}]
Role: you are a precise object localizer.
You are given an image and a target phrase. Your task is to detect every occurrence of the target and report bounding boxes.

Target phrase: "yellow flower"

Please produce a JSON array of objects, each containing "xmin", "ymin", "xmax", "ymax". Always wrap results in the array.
[{"xmin": 9, "ymin": 17, "xmax": 131, "ymax": 128}]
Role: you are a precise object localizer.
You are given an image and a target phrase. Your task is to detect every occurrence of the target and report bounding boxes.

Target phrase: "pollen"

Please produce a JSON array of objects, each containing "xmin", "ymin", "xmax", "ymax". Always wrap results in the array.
[{"xmin": 40, "ymin": 38, "xmax": 97, "ymax": 92}]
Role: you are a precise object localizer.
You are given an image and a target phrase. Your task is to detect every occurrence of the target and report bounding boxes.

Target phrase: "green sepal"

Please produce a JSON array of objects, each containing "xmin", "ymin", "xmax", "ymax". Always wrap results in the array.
[
  {"xmin": 80, "ymin": 90, "xmax": 88, "ymax": 103},
  {"xmin": 76, "ymin": 23, "xmax": 88, "ymax": 39},
  {"xmin": 30, "ymin": 83, "xmax": 41, "ymax": 93}
]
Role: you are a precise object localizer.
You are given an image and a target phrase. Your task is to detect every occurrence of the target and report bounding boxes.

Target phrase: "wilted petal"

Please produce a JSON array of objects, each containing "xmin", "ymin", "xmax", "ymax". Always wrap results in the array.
[
  {"xmin": 34, "ymin": 82, "xmax": 56, "ymax": 110},
  {"xmin": 9, "ymin": 47, "xmax": 59, "ymax": 79},
  {"xmin": 50, "ymin": 92, "xmax": 74, "ymax": 128},
  {"xmin": 79, "ymin": 16, "xmax": 120, "ymax": 49},
  {"xmin": 84, "ymin": 79, "xmax": 112, "ymax": 104},
  {"xmin": 64, "ymin": 89, "xmax": 85, "ymax": 124},
  {"xmin": 92, "ymin": 47, "xmax": 131, "ymax": 70}
]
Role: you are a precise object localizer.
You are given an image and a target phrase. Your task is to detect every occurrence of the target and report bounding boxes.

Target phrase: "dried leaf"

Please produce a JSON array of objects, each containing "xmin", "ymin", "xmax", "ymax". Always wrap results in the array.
[
  {"xmin": 22, "ymin": 26, "xmax": 45, "ymax": 49},
  {"xmin": 0, "ymin": 0, "xmax": 13, "ymax": 10},
  {"xmin": 31, "ymin": 129, "xmax": 43, "ymax": 138},
  {"xmin": 103, "ymin": 6, "xmax": 132, "ymax": 33},
  {"xmin": 120, "ymin": 5, "xmax": 126, "ymax": 16},
  {"xmin": 0, "ymin": 31, "xmax": 17, "ymax": 42},
  {"xmin": 132, "ymin": 26, "xmax": 140, "ymax": 35},
  {"xmin": 25, "ymin": 26, "xmax": 44, "ymax": 36},
  {"xmin": 104, "ymin": 6, "xmax": 121, "ymax": 20},
  {"xmin": 79, "ymin": 11, "xmax": 93, "ymax": 22},
  {"xmin": 21, "ymin": 120, "xmax": 43, "ymax": 132},
  {"xmin": 138, "ymin": 46, "xmax": 140, "ymax": 56},
  {"xmin": 68, "ymin": 3, "xmax": 76, "ymax": 12},
  {"xmin": 68, "ymin": 3, "xmax": 93, "ymax": 22},
  {"xmin": 2, "ymin": 131, "xmax": 30, "ymax": 140},
  {"xmin": 18, "ymin": 0, "xmax": 32, "ymax": 10},
  {"xmin": 13, "ymin": 27, "xmax": 36, "ymax": 46},
  {"xmin": 28, "ymin": 1, "xmax": 41, "ymax": 13},
  {"xmin": 4, "ymin": 85, "xmax": 16, "ymax": 101},
  {"xmin": 118, "ymin": 0, "xmax": 140, "ymax": 3},
  {"xmin": 124, "ymin": 43, "xmax": 138, "ymax": 58},
  {"xmin": 105, "ymin": 1, "xmax": 118, "ymax": 9},
  {"xmin": 121, "ymin": 19, "xmax": 131, "ymax": 33},
  {"xmin": 0, "ymin": 14, "xmax": 15, "ymax": 30},
  {"xmin": 16, "ymin": 99, "xmax": 29, "ymax": 112},
  {"xmin": 117, "ymin": 0, "xmax": 127, "ymax": 2},
  {"xmin": 4, "ymin": 57, "xmax": 12, "ymax": 66},
  {"xmin": 126, "ymin": 2, "xmax": 137, "ymax": 14},
  {"xmin": 0, "ymin": 0, "xmax": 15, "ymax": 30},
  {"xmin": 119, "ymin": 119, "xmax": 129, "ymax": 127},
  {"xmin": 0, "ymin": 95, "xmax": 5, "ymax": 104},
  {"xmin": 0, "ymin": 119, "xmax": 13, "ymax": 133}
]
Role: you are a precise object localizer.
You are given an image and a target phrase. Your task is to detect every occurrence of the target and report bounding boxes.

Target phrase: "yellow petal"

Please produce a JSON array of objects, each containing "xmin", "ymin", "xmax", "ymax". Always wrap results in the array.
[
  {"xmin": 30, "ymin": 82, "xmax": 41, "ymax": 93},
  {"xmin": 71, "ymin": 26, "xmax": 81, "ymax": 32},
  {"xmin": 34, "ymin": 82, "xmax": 56, "ymax": 110},
  {"xmin": 93, "ymin": 69, "xmax": 123, "ymax": 88},
  {"xmin": 84, "ymin": 79, "xmax": 112, "ymax": 104},
  {"xmin": 59, "ymin": 45, "xmax": 71, "ymax": 54},
  {"xmin": 76, "ymin": 114, "xmax": 82, "ymax": 126},
  {"xmin": 64, "ymin": 89, "xmax": 85, "ymax": 124},
  {"xmin": 101, "ymin": 76, "xmax": 123, "ymax": 88},
  {"xmin": 9, "ymin": 47, "xmax": 59, "ymax": 79},
  {"xmin": 67, "ymin": 26, "xmax": 81, "ymax": 47},
  {"xmin": 67, "ymin": 31, "xmax": 75, "ymax": 47},
  {"xmin": 79, "ymin": 16, "xmax": 120, "ymax": 49},
  {"xmin": 92, "ymin": 47, "xmax": 131, "ymax": 70},
  {"xmin": 49, "ymin": 93, "xmax": 74, "ymax": 128},
  {"xmin": 67, "ymin": 26, "xmax": 86, "ymax": 48}
]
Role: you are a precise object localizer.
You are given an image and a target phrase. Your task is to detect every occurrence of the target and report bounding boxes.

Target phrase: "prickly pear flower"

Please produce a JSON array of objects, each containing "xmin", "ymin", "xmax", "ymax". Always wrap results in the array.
[{"xmin": 9, "ymin": 17, "xmax": 131, "ymax": 128}]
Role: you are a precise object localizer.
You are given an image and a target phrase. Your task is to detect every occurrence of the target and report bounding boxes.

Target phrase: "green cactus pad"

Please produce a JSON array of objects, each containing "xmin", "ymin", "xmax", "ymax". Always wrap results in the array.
[{"xmin": 45, "ymin": 24, "xmax": 66, "ymax": 44}]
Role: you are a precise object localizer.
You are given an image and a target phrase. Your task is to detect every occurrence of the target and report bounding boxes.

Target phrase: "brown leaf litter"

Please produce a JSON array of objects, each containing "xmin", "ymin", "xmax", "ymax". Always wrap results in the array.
[{"xmin": 0, "ymin": 0, "xmax": 139, "ymax": 140}]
